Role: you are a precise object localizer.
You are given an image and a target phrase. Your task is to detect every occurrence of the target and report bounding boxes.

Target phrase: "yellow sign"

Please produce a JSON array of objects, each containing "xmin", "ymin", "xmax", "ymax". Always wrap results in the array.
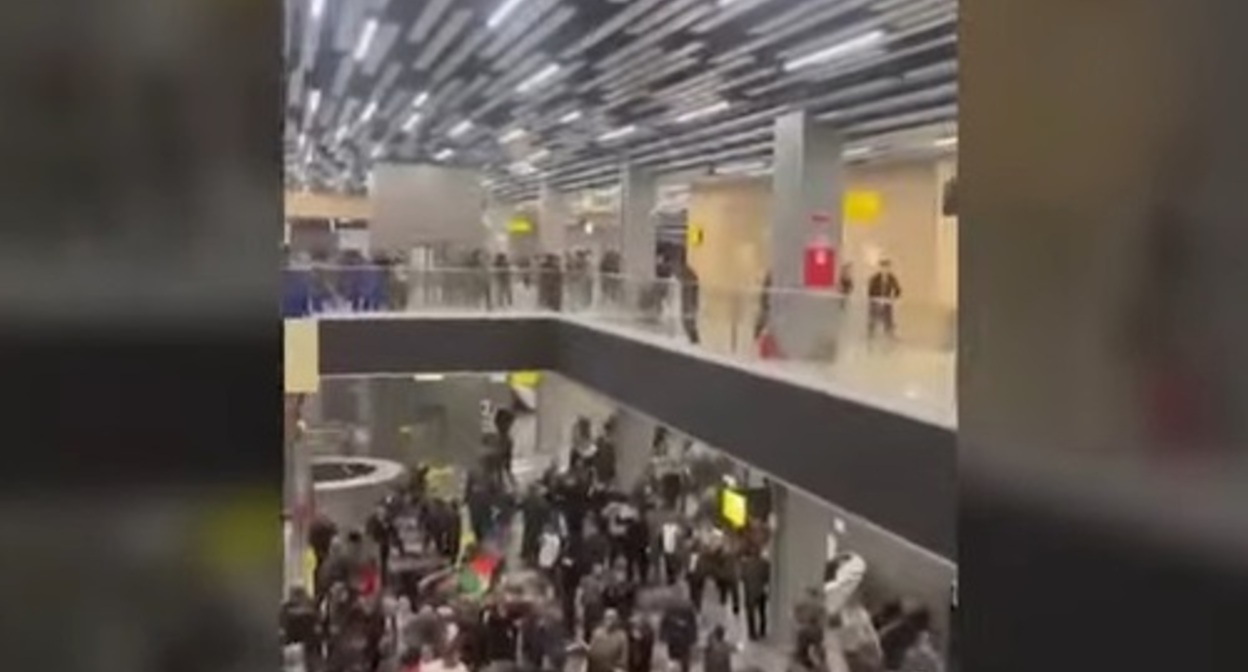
[
  {"xmin": 721, "ymin": 488, "xmax": 747, "ymax": 528},
  {"xmin": 284, "ymin": 319, "xmax": 320, "ymax": 393},
  {"xmin": 686, "ymin": 223, "xmax": 704, "ymax": 248},
  {"xmin": 508, "ymin": 371, "xmax": 541, "ymax": 388},
  {"xmin": 506, "ymin": 217, "xmax": 534, "ymax": 234},
  {"xmin": 843, "ymin": 190, "xmax": 882, "ymax": 224}
]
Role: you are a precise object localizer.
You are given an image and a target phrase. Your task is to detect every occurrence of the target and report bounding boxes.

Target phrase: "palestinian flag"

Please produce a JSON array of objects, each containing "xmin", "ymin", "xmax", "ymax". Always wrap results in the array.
[{"xmin": 457, "ymin": 551, "xmax": 501, "ymax": 596}]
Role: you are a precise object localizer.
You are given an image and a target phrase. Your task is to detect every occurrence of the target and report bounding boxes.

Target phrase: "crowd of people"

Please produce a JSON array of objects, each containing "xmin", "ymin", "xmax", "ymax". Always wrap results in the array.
[
  {"xmin": 281, "ymin": 246, "xmax": 700, "ymax": 333},
  {"xmin": 281, "ymin": 408, "xmax": 944, "ymax": 672}
]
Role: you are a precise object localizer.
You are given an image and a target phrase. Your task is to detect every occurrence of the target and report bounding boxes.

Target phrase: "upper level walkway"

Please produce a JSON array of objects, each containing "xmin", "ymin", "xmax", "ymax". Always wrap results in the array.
[{"xmin": 286, "ymin": 265, "xmax": 957, "ymax": 429}]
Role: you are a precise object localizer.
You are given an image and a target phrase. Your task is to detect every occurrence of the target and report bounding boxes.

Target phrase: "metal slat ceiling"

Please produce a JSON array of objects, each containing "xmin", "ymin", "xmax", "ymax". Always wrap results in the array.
[{"xmin": 284, "ymin": 0, "xmax": 958, "ymax": 196}]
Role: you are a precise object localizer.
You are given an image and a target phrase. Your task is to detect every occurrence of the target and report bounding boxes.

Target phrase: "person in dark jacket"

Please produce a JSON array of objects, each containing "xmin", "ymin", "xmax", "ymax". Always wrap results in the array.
[
  {"xmin": 599, "ymin": 251, "xmax": 623, "ymax": 306},
  {"xmin": 703, "ymin": 625, "xmax": 735, "ymax": 672},
  {"xmin": 676, "ymin": 262, "xmax": 700, "ymax": 344},
  {"xmin": 685, "ymin": 543, "xmax": 708, "ymax": 614},
  {"xmin": 866, "ymin": 259, "xmax": 902, "ymax": 341},
  {"xmin": 558, "ymin": 551, "xmax": 587, "ymax": 637},
  {"xmin": 309, "ymin": 515, "xmax": 339, "ymax": 573},
  {"xmin": 659, "ymin": 595, "xmax": 699, "ymax": 672},
  {"xmin": 879, "ymin": 605, "xmax": 930, "ymax": 671},
  {"xmin": 740, "ymin": 550, "xmax": 771, "ymax": 641},
  {"xmin": 521, "ymin": 484, "xmax": 552, "ymax": 567},
  {"xmin": 579, "ymin": 564, "xmax": 609, "ymax": 641},
  {"xmin": 602, "ymin": 565, "xmax": 638, "ymax": 623},
  {"xmin": 625, "ymin": 614, "xmax": 655, "ymax": 672},
  {"xmin": 519, "ymin": 607, "xmax": 551, "ymax": 669},
  {"xmin": 592, "ymin": 435, "xmax": 618, "ymax": 486},
  {"xmin": 754, "ymin": 272, "xmax": 773, "ymax": 340},
  {"xmin": 710, "ymin": 543, "xmax": 741, "ymax": 616},
  {"xmin": 483, "ymin": 599, "xmax": 520, "ymax": 663},
  {"xmin": 792, "ymin": 620, "xmax": 826, "ymax": 672},
  {"xmin": 494, "ymin": 253, "xmax": 514, "ymax": 308},
  {"xmin": 280, "ymin": 586, "xmax": 323, "ymax": 668},
  {"xmin": 623, "ymin": 513, "xmax": 650, "ymax": 584},
  {"xmin": 538, "ymin": 254, "xmax": 563, "ymax": 311},
  {"xmin": 365, "ymin": 504, "xmax": 403, "ymax": 582}
]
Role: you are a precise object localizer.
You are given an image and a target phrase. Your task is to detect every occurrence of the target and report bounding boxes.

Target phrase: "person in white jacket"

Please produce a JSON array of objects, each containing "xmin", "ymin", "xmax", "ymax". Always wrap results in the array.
[{"xmin": 822, "ymin": 552, "xmax": 867, "ymax": 619}]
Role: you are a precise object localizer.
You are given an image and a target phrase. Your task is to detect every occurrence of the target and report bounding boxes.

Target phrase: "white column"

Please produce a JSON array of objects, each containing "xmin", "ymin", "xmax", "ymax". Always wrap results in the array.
[{"xmin": 539, "ymin": 181, "xmax": 570, "ymax": 255}]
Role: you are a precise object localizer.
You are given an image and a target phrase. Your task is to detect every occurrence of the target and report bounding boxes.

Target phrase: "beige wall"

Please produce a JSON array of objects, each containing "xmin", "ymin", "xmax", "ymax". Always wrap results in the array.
[
  {"xmin": 842, "ymin": 161, "xmax": 940, "ymax": 303},
  {"xmin": 284, "ymin": 191, "xmax": 373, "ymax": 220},
  {"xmin": 683, "ymin": 158, "xmax": 958, "ymax": 349},
  {"xmin": 935, "ymin": 158, "xmax": 959, "ymax": 308},
  {"xmin": 686, "ymin": 177, "xmax": 773, "ymax": 350}
]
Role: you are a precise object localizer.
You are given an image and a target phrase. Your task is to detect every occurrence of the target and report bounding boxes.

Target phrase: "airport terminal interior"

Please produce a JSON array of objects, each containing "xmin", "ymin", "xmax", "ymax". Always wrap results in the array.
[{"xmin": 282, "ymin": 1, "xmax": 957, "ymax": 671}]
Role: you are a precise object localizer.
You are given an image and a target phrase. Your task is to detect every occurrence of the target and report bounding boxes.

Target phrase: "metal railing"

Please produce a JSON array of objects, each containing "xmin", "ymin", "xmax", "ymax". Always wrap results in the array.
[{"xmin": 284, "ymin": 264, "xmax": 957, "ymax": 419}]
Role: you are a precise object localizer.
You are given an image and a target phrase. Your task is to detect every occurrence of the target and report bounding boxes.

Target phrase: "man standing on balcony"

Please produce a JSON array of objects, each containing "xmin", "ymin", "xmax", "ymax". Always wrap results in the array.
[
  {"xmin": 867, "ymin": 259, "xmax": 902, "ymax": 342},
  {"xmin": 676, "ymin": 261, "xmax": 701, "ymax": 345}
]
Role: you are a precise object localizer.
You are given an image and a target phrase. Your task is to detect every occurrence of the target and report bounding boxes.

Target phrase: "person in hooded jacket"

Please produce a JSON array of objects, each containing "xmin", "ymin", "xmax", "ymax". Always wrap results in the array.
[{"xmin": 659, "ymin": 592, "xmax": 698, "ymax": 672}]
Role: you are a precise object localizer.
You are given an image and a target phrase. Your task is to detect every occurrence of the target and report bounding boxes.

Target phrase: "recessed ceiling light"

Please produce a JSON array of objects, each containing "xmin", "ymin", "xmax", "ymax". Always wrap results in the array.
[
  {"xmin": 412, "ymin": 91, "xmax": 430, "ymax": 108},
  {"xmin": 517, "ymin": 64, "xmax": 560, "ymax": 94},
  {"xmin": 528, "ymin": 149, "xmax": 551, "ymax": 162},
  {"xmin": 783, "ymin": 30, "xmax": 886, "ymax": 71},
  {"xmin": 499, "ymin": 128, "xmax": 527, "ymax": 143},
  {"xmin": 559, "ymin": 110, "xmax": 583, "ymax": 124},
  {"xmin": 434, "ymin": 148, "xmax": 455, "ymax": 161},
  {"xmin": 359, "ymin": 101, "xmax": 378, "ymax": 123},
  {"xmin": 448, "ymin": 120, "xmax": 473, "ymax": 138},
  {"xmin": 402, "ymin": 113, "xmax": 423, "ymax": 132},
  {"xmin": 714, "ymin": 160, "xmax": 769, "ymax": 175},
  {"xmin": 934, "ymin": 136, "xmax": 958, "ymax": 148},
  {"xmin": 487, "ymin": 0, "xmax": 529, "ymax": 29},
  {"xmin": 353, "ymin": 19, "xmax": 379, "ymax": 61},
  {"xmin": 310, "ymin": 0, "xmax": 325, "ymax": 20},
  {"xmin": 307, "ymin": 89, "xmax": 321, "ymax": 117},
  {"xmin": 843, "ymin": 146, "xmax": 874, "ymax": 158},
  {"xmin": 674, "ymin": 100, "xmax": 730, "ymax": 124},
  {"xmin": 597, "ymin": 125, "xmax": 637, "ymax": 142}
]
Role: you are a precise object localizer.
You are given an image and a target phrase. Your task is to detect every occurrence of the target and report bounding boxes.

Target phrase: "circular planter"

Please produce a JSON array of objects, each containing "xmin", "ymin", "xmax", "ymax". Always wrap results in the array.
[{"xmin": 311, "ymin": 456, "xmax": 406, "ymax": 531}]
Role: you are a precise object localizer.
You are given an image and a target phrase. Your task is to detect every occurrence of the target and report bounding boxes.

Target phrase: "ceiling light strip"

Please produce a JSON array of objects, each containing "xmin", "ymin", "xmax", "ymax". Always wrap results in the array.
[
  {"xmin": 710, "ymin": 0, "xmax": 873, "ymax": 66},
  {"xmin": 352, "ymin": 19, "xmax": 378, "ymax": 61},
  {"xmin": 488, "ymin": 0, "xmax": 531, "ymax": 29},
  {"xmin": 692, "ymin": 0, "xmax": 780, "ymax": 34},
  {"xmin": 415, "ymin": 9, "xmax": 473, "ymax": 70},
  {"xmin": 483, "ymin": 0, "xmax": 557, "ymax": 58},
  {"xmin": 561, "ymin": 0, "xmax": 667, "ymax": 59},
  {"xmin": 408, "ymin": 0, "xmax": 454, "ymax": 43},
  {"xmin": 497, "ymin": 6, "xmax": 578, "ymax": 68},
  {"xmin": 626, "ymin": 0, "xmax": 703, "ymax": 38}
]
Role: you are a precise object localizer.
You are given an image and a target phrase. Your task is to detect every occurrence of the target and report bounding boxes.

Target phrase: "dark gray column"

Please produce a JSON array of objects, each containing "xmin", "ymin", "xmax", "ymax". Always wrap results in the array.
[
  {"xmin": 963, "ymin": 0, "xmax": 1248, "ymax": 669},
  {"xmin": 612, "ymin": 407, "xmax": 655, "ymax": 490},
  {"xmin": 536, "ymin": 373, "xmax": 614, "ymax": 465},
  {"xmin": 770, "ymin": 484, "xmax": 828, "ymax": 647},
  {"xmin": 770, "ymin": 111, "xmax": 845, "ymax": 358}
]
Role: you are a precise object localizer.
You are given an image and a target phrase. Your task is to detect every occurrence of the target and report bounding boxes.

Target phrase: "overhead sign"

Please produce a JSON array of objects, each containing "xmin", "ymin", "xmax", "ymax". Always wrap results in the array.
[
  {"xmin": 284, "ymin": 319, "xmax": 320, "ymax": 393},
  {"xmin": 844, "ymin": 190, "xmax": 882, "ymax": 224},
  {"xmin": 508, "ymin": 371, "xmax": 541, "ymax": 388},
  {"xmin": 506, "ymin": 216, "xmax": 533, "ymax": 234},
  {"xmin": 686, "ymin": 222, "xmax": 704, "ymax": 248}
]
